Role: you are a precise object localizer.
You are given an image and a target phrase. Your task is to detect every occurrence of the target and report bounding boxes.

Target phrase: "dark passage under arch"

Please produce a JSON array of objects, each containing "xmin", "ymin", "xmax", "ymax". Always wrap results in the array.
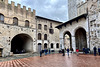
[
  {"xmin": 11, "ymin": 34, "xmax": 33, "ymax": 54},
  {"xmin": 75, "ymin": 28, "xmax": 87, "ymax": 51}
]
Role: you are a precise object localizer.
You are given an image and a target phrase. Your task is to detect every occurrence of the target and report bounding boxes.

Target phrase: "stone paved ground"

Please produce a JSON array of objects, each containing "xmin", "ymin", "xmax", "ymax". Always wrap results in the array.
[{"xmin": 0, "ymin": 53, "xmax": 100, "ymax": 67}]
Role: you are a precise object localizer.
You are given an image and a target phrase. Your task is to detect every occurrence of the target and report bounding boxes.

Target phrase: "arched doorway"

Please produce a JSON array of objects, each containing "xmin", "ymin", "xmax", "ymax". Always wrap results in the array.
[
  {"xmin": 44, "ymin": 43, "xmax": 47, "ymax": 48},
  {"xmin": 11, "ymin": 34, "xmax": 33, "ymax": 54},
  {"xmin": 38, "ymin": 43, "xmax": 42, "ymax": 52},
  {"xmin": 75, "ymin": 28, "xmax": 87, "ymax": 51},
  {"xmin": 64, "ymin": 31, "xmax": 72, "ymax": 50}
]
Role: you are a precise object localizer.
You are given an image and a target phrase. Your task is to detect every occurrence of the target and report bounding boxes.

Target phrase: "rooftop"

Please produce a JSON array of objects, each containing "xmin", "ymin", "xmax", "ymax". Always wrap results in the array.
[
  {"xmin": 56, "ymin": 13, "xmax": 87, "ymax": 29},
  {"xmin": 36, "ymin": 16, "xmax": 63, "ymax": 23}
]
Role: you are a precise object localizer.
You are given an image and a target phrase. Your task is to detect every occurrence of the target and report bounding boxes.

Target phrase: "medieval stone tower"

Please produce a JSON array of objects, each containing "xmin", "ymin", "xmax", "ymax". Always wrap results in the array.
[{"xmin": 68, "ymin": 0, "xmax": 85, "ymax": 20}]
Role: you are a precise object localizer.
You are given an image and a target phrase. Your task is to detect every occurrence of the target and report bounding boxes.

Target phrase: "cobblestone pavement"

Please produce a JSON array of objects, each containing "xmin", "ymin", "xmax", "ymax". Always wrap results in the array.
[{"xmin": 0, "ymin": 53, "xmax": 100, "ymax": 67}]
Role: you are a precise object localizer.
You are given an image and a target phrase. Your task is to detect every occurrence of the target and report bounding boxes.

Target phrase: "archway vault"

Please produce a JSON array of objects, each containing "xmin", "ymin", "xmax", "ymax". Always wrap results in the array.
[
  {"xmin": 75, "ymin": 28, "xmax": 87, "ymax": 51},
  {"xmin": 63, "ymin": 31, "xmax": 72, "ymax": 49},
  {"xmin": 11, "ymin": 33, "xmax": 33, "ymax": 54}
]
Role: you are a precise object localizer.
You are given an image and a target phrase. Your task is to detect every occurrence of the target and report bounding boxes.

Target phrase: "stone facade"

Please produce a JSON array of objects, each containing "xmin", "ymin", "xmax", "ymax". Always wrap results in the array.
[
  {"xmin": 0, "ymin": 0, "xmax": 62, "ymax": 57},
  {"xmin": 57, "ymin": 0, "xmax": 100, "ymax": 52},
  {"xmin": 36, "ymin": 16, "xmax": 62, "ymax": 52}
]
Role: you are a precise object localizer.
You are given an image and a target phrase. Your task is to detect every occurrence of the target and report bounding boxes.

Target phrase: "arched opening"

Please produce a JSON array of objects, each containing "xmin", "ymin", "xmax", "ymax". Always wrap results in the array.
[
  {"xmin": 38, "ymin": 33, "xmax": 42, "ymax": 40},
  {"xmin": 44, "ymin": 43, "xmax": 47, "ymax": 48},
  {"xmin": 51, "ymin": 43, "xmax": 53, "ymax": 48},
  {"xmin": 0, "ymin": 13, "xmax": 4, "ymax": 23},
  {"xmin": 25, "ymin": 20, "xmax": 29, "ymax": 27},
  {"xmin": 64, "ymin": 31, "xmax": 72, "ymax": 50},
  {"xmin": 44, "ymin": 25, "xmax": 47, "ymax": 30},
  {"xmin": 38, "ymin": 24, "xmax": 42, "ymax": 29},
  {"xmin": 56, "ymin": 43, "xmax": 59, "ymax": 48},
  {"xmin": 11, "ymin": 34, "xmax": 33, "ymax": 54},
  {"xmin": 75, "ymin": 28, "xmax": 87, "ymax": 51},
  {"xmin": 13, "ymin": 17, "xmax": 18, "ymax": 26},
  {"xmin": 44, "ymin": 34, "xmax": 47, "ymax": 40},
  {"xmin": 38, "ymin": 43, "xmax": 42, "ymax": 52}
]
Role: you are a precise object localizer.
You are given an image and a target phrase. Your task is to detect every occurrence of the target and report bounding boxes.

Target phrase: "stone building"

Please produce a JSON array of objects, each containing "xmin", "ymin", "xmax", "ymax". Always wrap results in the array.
[
  {"xmin": 0, "ymin": 0, "xmax": 37, "ymax": 57},
  {"xmin": 0, "ymin": 0, "xmax": 62, "ymax": 57},
  {"xmin": 56, "ymin": 0, "xmax": 100, "ymax": 52},
  {"xmin": 36, "ymin": 16, "xmax": 62, "ymax": 52}
]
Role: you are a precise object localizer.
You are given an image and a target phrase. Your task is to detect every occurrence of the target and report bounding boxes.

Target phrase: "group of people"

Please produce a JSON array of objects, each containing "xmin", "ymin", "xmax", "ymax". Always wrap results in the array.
[
  {"xmin": 40, "ymin": 48, "xmax": 51, "ymax": 57},
  {"xmin": 93, "ymin": 46, "xmax": 100, "ymax": 56},
  {"xmin": 64, "ymin": 46, "xmax": 100, "ymax": 57}
]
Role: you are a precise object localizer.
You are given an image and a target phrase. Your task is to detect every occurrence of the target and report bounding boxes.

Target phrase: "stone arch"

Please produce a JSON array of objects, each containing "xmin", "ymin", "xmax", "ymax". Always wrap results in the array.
[
  {"xmin": 44, "ymin": 43, "xmax": 47, "ymax": 48},
  {"xmin": 74, "ymin": 26, "xmax": 87, "ymax": 36},
  {"xmin": 11, "ymin": 33, "xmax": 33, "ymax": 54},
  {"xmin": 13, "ymin": 17, "xmax": 18, "ymax": 25},
  {"xmin": 25, "ymin": 20, "xmax": 30, "ymax": 27},
  {"xmin": 75, "ymin": 27, "xmax": 87, "ymax": 51},
  {"xmin": 0, "ymin": 13, "xmax": 4, "ymax": 23},
  {"xmin": 63, "ymin": 31, "xmax": 72, "ymax": 49}
]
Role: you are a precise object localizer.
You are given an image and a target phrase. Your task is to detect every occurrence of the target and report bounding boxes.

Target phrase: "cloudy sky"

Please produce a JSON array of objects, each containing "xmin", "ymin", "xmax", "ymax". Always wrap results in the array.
[{"xmin": 8, "ymin": 0, "xmax": 68, "ymax": 22}]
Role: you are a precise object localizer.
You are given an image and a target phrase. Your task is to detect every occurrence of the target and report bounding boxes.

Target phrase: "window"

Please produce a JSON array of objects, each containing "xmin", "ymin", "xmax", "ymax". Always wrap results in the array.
[
  {"xmin": 13, "ymin": 17, "xmax": 18, "ymax": 25},
  {"xmin": 56, "ymin": 43, "xmax": 59, "ymax": 48},
  {"xmin": 51, "ymin": 43, "xmax": 53, "ymax": 48},
  {"xmin": 0, "ymin": 14, "xmax": 4, "ymax": 23},
  {"xmin": 44, "ymin": 34, "xmax": 47, "ymax": 40},
  {"xmin": 44, "ymin": 43, "xmax": 47, "ymax": 48},
  {"xmin": 25, "ymin": 20, "xmax": 29, "ymax": 27},
  {"xmin": 38, "ymin": 33, "xmax": 41, "ymax": 40},
  {"xmin": 44, "ymin": 25, "xmax": 47, "ymax": 30},
  {"xmin": 38, "ymin": 24, "xmax": 42, "ymax": 29},
  {"xmin": 49, "ymin": 29, "xmax": 54, "ymax": 34},
  {"xmin": 50, "ymin": 23, "xmax": 52, "ymax": 28}
]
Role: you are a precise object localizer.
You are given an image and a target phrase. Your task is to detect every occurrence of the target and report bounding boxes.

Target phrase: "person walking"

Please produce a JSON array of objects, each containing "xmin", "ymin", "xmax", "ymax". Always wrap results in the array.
[
  {"xmin": 70, "ymin": 48, "xmax": 74, "ymax": 54},
  {"xmin": 67, "ymin": 47, "xmax": 70, "ymax": 57},
  {"xmin": 83, "ymin": 47, "xmax": 85, "ymax": 54},
  {"xmin": 62, "ymin": 49, "xmax": 65, "ymax": 56},
  {"xmin": 76, "ymin": 48, "xmax": 79, "ymax": 56},
  {"xmin": 49, "ymin": 48, "xmax": 51, "ymax": 54},
  {"xmin": 93, "ymin": 46, "xmax": 97, "ymax": 56},
  {"xmin": 98, "ymin": 46, "xmax": 100, "ymax": 56},
  {"xmin": 40, "ymin": 50, "xmax": 42, "ymax": 57}
]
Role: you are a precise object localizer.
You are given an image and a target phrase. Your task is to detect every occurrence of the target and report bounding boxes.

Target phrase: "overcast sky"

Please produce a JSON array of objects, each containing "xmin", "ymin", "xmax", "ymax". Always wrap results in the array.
[{"xmin": 8, "ymin": 0, "xmax": 68, "ymax": 22}]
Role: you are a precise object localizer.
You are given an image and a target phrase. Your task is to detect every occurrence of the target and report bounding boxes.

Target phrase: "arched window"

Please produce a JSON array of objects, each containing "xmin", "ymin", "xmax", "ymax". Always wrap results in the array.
[
  {"xmin": 50, "ymin": 23, "xmax": 52, "ymax": 28},
  {"xmin": 38, "ymin": 33, "xmax": 42, "ymax": 40},
  {"xmin": 0, "ymin": 14, "xmax": 4, "ymax": 23},
  {"xmin": 44, "ymin": 43, "xmax": 47, "ymax": 48},
  {"xmin": 13, "ymin": 17, "xmax": 18, "ymax": 25},
  {"xmin": 25, "ymin": 20, "xmax": 29, "ymax": 27},
  {"xmin": 44, "ymin": 34, "xmax": 47, "ymax": 40},
  {"xmin": 56, "ymin": 43, "xmax": 59, "ymax": 48},
  {"xmin": 38, "ymin": 24, "xmax": 42, "ymax": 29},
  {"xmin": 51, "ymin": 43, "xmax": 53, "ymax": 48},
  {"xmin": 44, "ymin": 25, "xmax": 47, "ymax": 30}
]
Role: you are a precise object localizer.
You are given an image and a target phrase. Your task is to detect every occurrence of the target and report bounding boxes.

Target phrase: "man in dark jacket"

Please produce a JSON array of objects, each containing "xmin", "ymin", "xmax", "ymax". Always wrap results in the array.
[
  {"xmin": 93, "ymin": 46, "xmax": 97, "ymax": 56},
  {"xmin": 98, "ymin": 46, "xmax": 100, "ymax": 55}
]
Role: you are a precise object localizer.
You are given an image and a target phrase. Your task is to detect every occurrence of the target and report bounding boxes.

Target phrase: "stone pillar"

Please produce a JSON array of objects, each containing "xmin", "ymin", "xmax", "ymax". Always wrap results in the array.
[
  {"xmin": 72, "ymin": 36, "xmax": 76, "ymax": 52},
  {"xmin": 60, "ymin": 38, "xmax": 64, "ymax": 49}
]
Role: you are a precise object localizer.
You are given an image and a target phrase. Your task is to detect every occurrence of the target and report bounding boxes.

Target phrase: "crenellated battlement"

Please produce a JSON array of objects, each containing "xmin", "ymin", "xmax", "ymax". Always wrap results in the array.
[{"xmin": 0, "ymin": 0, "xmax": 35, "ymax": 18}]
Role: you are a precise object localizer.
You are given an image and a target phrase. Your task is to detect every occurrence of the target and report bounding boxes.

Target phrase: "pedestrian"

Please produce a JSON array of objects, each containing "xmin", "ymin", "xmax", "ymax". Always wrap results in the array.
[
  {"xmin": 83, "ymin": 47, "xmax": 85, "ymax": 54},
  {"xmin": 67, "ymin": 47, "xmax": 70, "ymax": 57},
  {"xmin": 62, "ymin": 49, "xmax": 65, "ymax": 56},
  {"xmin": 93, "ymin": 46, "xmax": 97, "ymax": 56},
  {"xmin": 49, "ymin": 48, "xmax": 51, "ymax": 54},
  {"xmin": 98, "ymin": 46, "xmax": 100, "ymax": 55},
  {"xmin": 40, "ymin": 50, "xmax": 42, "ymax": 57},
  {"xmin": 70, "ymin": 48, "xmax": 74, "ymax": 53},
  {"xmin": 76, "ymin": 48, "xmax": 79, "ymax": 56}
]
